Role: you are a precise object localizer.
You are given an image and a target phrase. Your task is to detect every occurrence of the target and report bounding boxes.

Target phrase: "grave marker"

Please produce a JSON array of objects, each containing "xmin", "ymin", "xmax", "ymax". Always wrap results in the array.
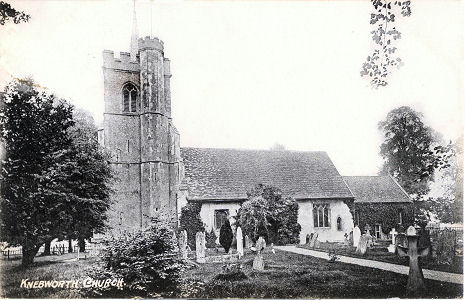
[
  {"xmin": 179, "ymin": 230, "xmax": 188, "ymax": 259},
  {"xmin": 236, "ymin": 227, "xmax": 244, "ymax": 258},
  {"xmin": 245, "ymin": 235, "xmax": 252, "ymax": 249},
  {"xmin": 353, "ymin": 226, "xmax": 361, "ymax": 247},
  {"xmin": 397, "ymin": 226, "xmax": 430, "ymax": 297},
  {"xmin": 388, "ymin": 228, "xmax": 398, "ymax": 253},
  {"xmin": 196, "ymin": 231, "xmax": 206, "ymax": 263},
  {"xmin": 253, "ymin": 236, "xmax": 266, "ymax": 271},
  {"xmin": 356, "ymin": 233, "xmax": 372, "ymax": 255}
]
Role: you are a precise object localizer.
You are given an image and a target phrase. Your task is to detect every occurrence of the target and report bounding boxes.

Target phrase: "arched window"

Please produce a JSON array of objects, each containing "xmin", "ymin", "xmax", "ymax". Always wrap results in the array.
[
  {"xmin": 337, "ymin": 217, "xmax": 342, "ymax": 231},
  {"xmin": 122, "ymin": 83, "xmax": 138, "ymax": 112},
  {"xmin": 313, "ymin": 203, "xmax": 330, "ymax": 228}
]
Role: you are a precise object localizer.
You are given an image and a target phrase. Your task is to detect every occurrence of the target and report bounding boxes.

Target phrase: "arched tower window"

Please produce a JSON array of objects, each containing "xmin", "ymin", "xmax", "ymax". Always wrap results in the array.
[{"xmin": 122, "ymin": 83, "xmax": 138, "ymax": 112}]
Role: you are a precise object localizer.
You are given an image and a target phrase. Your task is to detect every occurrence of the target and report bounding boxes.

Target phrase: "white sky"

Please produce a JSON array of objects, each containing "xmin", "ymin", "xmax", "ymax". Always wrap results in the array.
[{"xmin": 0, "ymin": 0, "xmax": 463, "ymax": 176}]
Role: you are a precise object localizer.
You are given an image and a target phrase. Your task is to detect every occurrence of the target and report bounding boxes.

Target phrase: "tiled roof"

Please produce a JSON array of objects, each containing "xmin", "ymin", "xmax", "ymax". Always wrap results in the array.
[
  {"xmin": 342, "ymin": 176, "xmax": 412, "ymax": 203},
  {"xmin": 180, "ymin": 147, "xmax": 354, "ymax": 201}
]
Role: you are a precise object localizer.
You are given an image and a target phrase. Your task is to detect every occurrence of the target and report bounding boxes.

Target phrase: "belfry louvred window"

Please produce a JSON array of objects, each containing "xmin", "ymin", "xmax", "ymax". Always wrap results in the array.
[{"xmin": 122, "ymin": 83, "xmax": 138, "ymax": 112}]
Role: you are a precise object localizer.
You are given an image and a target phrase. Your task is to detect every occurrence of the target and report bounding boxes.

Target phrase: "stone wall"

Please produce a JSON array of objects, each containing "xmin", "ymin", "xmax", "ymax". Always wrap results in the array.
[{"xmin": 102, "ymin": 36, "xmax": 180, "ymax": 233}]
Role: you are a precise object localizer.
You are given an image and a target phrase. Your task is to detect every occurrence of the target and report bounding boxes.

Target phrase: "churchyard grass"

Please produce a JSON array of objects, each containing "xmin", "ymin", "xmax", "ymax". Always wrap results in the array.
[
  {"xmin": 1, "ymin": 248, "xmax": 462, "ymax": 298},
  {"xmin": 297, "ymin": 242, "xmax": 463, "ymax": 274},
  {"xmin": 183, "ymin": 249, "xmax": 462, "ymax": 298},
  {"xmin": 0, "ymin": 253, "xmax": 96, "ymax": 298}
]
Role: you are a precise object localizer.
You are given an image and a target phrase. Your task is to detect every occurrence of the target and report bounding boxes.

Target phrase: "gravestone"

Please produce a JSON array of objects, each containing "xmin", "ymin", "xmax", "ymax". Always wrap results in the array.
[
  {"xmin": 179, "ymin": 230, "xmax": 188, "ymax": 259},
  {"xmin": 236, "ymin": 227, "xmax": 244, "ymax": 258},
  {"xmin": 343, "ymin": 233, "xmax": 350, "ymax": 247},
  {"xmin": 245, "ymin": 235, "xmax": 252, "ymax": 249},
  {"xmin": 388, "ymin": 228, "xmax": 398, "ymax": 253},
  {"xmin": 253, "ymin": 236, "xmax": 266, "ymax": 271},
  {"xmin": 353, "ymin": 226, "xmax": 361, "ymax": 247},
  {"xmin": 356, "ymin": 234, "xmax": 372, "ymax": 255},
  {"xmin": 305, "ymin": 234, "xmax": 311, "ymax": 244},
  {"xmin": 309, "ymin": 233, "xmax": 319, "ymax": 248},
  {"xmin": 397, "ymin": 225, "xmax": 430, "ymax": 297},
  {"xmin": 365, "ymin": 224, "xmax": 372, "ymax": 236},
  {"xmin": 196, "ymin": 231, "xmax": 206, "ymax": 263}
]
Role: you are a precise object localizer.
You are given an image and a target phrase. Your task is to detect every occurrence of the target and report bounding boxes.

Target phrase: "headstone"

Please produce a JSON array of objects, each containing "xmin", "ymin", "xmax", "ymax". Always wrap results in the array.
[
  {"xmin": 305, "ymin": 234, "xmax": 311, "ymax": 244},
  {"xmin": 309, "ymin": 233, "xmax": 319, "ymax": 248},
  {"xmin": 236, "ymin": 227, "xmax": 244, "ymax": 258},
  {"xmin": 397, "ymin": 225, "xmax": 430, "ymax": 297},
  {"xmin": 245, "ymin": 235, "xmax": 252, "ymax": 249},
  {"xmin": 343, "ymin": 233, "xmax": 350, "ymax": 247},
  {"xmin": 365, "ymin": 224, "xmax": 372, "ymax": 236},
  {"xmin": 196, "ymin": 231, "xmax": 206, "ymax": 263},
  {"xmin": 256, "ymin": 236, "xmax": 266, "ymax": 253},
  {"xmin": 179, "ymin": 230, "xmax": 188, "ymax": 259},
  {"xmin": 253, "ymin": 236, "xmax": 266, "ymax": 271},
  {"xmin": 389, "ymin": 228, "xmax": 398, "ymax": 244},
  {"xmin": 353, "ymin": 226, "xmax": 361, "ymax": 247},
  {"xmin": 252, "ymin": 254, "xmax": 264, "ymax": 271},
  {"xmin": 356, "ymin": 234, "xmax": 371, "ymax": 255}
]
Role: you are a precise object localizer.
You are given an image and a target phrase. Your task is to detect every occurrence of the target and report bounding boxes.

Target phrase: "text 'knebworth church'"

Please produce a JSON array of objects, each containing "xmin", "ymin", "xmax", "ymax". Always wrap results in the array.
[{"xmin": 98, "ymin": 11, "xmax": 414, "ymax": 244}]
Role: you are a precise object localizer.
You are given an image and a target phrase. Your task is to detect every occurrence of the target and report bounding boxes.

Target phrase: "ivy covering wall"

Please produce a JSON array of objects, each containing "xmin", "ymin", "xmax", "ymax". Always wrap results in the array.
[{"xmin": 354, "ymin": 202, "xmax": 414, "ymax": 234}]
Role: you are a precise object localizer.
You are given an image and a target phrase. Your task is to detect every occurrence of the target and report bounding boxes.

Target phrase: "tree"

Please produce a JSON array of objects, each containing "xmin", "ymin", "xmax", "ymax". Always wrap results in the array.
[
  {"xmin": 219, "ymin": 219, "xmax": 233, "ymax": 253},
  {"xmin": 236, "ymin": 184, "xmax": 301, "ymax": 244},
  {"xmin": 0, "ymin": 1, "xmax": 30, "ymax": 25},
  {"xmin": 423, "ymin": 140, "xmax": 463, "ymax": 224},
  {"xmin": 0, "ymin": 78, "xmax": 75, "ymax": 266},
  {"xmin": 64, "ymin": 109, "xmax": 114, "ymax": 252},
  {"xmin": 179, "ymin": 202, "xmax": 205, "ymax": 249},
  {"xmin": 361, "ymin": 0, "xmax": 412, "ymax": 88},
  {"xmin": 378, "ymin": 106, "xmax": 438, "ymax": 200}
]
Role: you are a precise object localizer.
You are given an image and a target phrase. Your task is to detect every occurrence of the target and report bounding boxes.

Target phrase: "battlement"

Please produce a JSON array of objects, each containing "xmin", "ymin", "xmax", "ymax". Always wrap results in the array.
[
  {"xmin": 102, "ymin": 50, "xmax": 140, "ymax": 72},
  {"xmin": 138, "ymin": 36, "xmax": 164, "ymax": 52}
]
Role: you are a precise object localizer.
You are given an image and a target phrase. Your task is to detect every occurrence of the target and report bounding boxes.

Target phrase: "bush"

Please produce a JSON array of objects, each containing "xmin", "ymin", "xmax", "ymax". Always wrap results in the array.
[
  {"xmin": 236, "ymin": 184, "xmax": 301, "ymax": 244},
  {"xmin": 219, "ymin": 220, "xmax": 233, "ymax": 253},
  {"xmin": 206, "ymin": 228, "xmax": 217, "ymax": 248},
  {"xmin": 89, "ymin": 218, "xmax": 186, "ymax": 298},
  {"xmin": 179, "ymin": 202, "xmax": 205, "ymax": 249}
]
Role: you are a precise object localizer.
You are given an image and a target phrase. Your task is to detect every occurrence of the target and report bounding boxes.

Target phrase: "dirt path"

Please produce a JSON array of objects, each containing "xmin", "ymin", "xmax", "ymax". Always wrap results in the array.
[{"xmin": 275, "ymin": 245, "xmax": 463, "ymax": 285}]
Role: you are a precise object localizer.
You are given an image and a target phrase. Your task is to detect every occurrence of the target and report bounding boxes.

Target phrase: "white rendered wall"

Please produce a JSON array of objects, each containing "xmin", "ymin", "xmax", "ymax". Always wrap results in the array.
[{"xmin": 298, "ymin": 200, "xmax": 354, "ymax": 243}]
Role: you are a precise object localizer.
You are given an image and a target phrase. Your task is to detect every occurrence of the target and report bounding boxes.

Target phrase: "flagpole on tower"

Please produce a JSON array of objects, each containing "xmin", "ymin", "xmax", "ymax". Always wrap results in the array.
[{"xmin": 150, "ymin": 0, "xmax": 153, "ymax": 38}]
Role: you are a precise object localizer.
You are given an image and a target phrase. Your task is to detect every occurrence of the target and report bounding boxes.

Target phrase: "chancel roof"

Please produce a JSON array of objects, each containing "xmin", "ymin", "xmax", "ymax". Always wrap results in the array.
[
  {"xmin": 180, "ymin": 147, "xmax": 354, "ymax": 201},
  {"xmin": 342, "ymin": 176, "xmax": 412, "ymax": 203}
]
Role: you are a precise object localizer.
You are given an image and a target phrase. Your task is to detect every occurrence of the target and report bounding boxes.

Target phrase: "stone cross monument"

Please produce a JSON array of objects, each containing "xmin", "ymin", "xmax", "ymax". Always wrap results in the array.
[{"xmin": 397, "ymin": 226, "xmax": 430, "ymax": 297}]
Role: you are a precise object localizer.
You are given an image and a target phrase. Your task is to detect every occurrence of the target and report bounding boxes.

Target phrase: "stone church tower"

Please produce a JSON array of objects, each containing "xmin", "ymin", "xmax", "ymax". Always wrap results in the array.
[{"xmin": 100, "ymin": 8, "xmax": 182, "ymax": 233}]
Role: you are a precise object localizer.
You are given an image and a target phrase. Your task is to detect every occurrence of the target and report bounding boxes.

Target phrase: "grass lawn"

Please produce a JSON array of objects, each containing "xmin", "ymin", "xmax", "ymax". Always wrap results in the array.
[
  {"xmin": 183, "ymin": 249, "xmax": 463, "ymax": 299},
  {"xmin": 0, "ymin": 253, "xmax": 96, "ymax": 298},
  {"xmin": 297, "ymin": 242, "xmax": 463, "ymax": 274},
  {"xmin": 1, "ymin": 248, "xmax": 462, "ymax": 298}
]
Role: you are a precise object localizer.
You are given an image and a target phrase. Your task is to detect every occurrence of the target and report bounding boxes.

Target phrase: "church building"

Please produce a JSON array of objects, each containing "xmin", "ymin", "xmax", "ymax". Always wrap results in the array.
[{"xmin": 99, "ymin": 8, "xmax": 413, "ymax": 242}]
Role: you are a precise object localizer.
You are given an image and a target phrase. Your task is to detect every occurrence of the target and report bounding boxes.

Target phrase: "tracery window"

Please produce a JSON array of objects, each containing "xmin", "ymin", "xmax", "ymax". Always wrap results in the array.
[
  {"xmin": 122, "ymin": 83, "xmax": 138, "ymax": 112},
  {"xmin": 313, "ymin": 203, "xmax": 330, "ymax": 228}
]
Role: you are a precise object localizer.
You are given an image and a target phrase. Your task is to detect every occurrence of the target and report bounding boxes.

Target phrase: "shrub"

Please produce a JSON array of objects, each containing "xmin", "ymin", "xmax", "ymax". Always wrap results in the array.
[
  {"xmin": 236, "ymin": 184, "xmax": 301, "ymax": 244},
  {"xmin": 179, "ymin": 202, "xmax": 205, "ymax": 249},
  {"xmin": 206, "ymin": 228, "xmax": 217, "ymax": 248},
  {"xmin": 215, "ymin": 264, "xmax": 247, "ymax": 281},
  {"xmin": 89, "ymin": 218, "xmax": 186, "ymax": 297},
  {"xmin": 219, "ymin": 220, "xmax": 233, "ymax": 253}
]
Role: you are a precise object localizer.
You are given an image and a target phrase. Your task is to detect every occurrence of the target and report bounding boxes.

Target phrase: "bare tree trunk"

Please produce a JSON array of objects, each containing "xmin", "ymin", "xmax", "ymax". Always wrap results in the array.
[
  {"xmin": 22, "ymin": 244, "xmax": 39, "ymax": 267},
  {"xmin": 68, "ymin": 238, "xmax": 73, "ymax": 253},
  {"xmin": 43, "ymin": 239, "xmax": 52, "ymax": 256},
  {"xmin": 78, "ymin": 238, "xmax": 86, "ymax": 252}
]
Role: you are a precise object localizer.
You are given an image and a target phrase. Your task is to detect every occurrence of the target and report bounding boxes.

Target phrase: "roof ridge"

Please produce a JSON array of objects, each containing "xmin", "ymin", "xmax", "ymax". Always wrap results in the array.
[{"xmin": 181, "ymin": 146, "xmax": 327, "ymax": 154}]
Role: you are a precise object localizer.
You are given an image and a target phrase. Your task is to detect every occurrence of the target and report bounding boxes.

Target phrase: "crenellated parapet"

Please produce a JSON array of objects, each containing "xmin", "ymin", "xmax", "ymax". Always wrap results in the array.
[
  {"xmin": 138, "ymin": 36, "xmax": 164, "ymax": 52},
  {"xmin": 102, "ymin": 50, "xmax": 140, "ymax": 72}
]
